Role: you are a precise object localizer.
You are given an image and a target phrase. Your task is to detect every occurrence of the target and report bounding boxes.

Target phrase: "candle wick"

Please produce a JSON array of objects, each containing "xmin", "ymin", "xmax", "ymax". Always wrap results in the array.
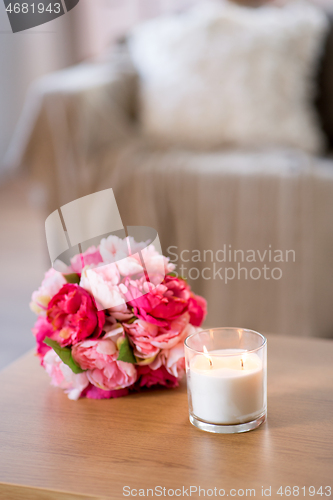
[
  {"xmin": 241, "ymin": 358, "xmax": 244, "ymax": 369},
  {"xmin": 203, "ymin": 345, "xmax": 213, "ymax": 369}
]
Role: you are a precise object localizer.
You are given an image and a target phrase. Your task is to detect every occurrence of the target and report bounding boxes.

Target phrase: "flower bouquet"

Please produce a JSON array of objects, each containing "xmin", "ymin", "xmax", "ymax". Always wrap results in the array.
[{"xmin": 30, "ymin": 235, "xmax": 206, "ymax": 400}]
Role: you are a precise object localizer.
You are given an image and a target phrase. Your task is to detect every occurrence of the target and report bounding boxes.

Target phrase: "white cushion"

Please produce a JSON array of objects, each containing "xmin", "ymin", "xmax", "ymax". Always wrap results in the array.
[{"xmin": 129, "ymin": 1, "xmax": 329, "ymax": 154}]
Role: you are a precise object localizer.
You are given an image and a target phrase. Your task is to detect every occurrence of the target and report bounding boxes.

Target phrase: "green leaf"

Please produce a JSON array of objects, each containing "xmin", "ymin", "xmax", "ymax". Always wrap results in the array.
[
  {"xmin": 44, "ymin": 337, "xmax": 84, "ymax": 374},
  {"xmin": 126, "ymin": 316, "xmax": 137, "ymax": 325},
  {"xmin": 117, "ymin": 336, "xmax": 136, "ymax": 364},
  {"xmin": 64, "ymin": 273, "xmax": 80, "ymax": 284}
]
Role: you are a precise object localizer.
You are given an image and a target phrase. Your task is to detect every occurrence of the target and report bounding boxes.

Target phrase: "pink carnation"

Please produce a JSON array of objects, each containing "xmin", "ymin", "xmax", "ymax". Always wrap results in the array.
[{"xmin": 47, "ymin": 284, "xmax": 105, "ymax": 347}]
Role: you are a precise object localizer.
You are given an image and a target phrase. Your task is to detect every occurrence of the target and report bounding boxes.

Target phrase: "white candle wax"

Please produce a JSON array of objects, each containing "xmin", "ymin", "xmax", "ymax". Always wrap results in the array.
[{"xmin": 189, "ymin": 349, "xmax": 264, "ymax": 425}]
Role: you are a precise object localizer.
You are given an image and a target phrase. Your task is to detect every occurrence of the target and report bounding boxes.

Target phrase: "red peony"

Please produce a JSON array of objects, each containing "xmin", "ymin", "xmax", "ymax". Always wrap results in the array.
[
  {"xmin": 135, "ymin": 365, "xmax": 179, "ymax": 389},
  {"xmin": 47, "ymin": 284, "xmax": 105, "ymax": 347}
]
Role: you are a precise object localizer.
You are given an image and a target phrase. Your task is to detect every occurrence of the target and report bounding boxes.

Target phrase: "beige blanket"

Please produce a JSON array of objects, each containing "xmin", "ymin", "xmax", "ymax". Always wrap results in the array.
[
  {"xmin": 113, "ymin": 144, "xmax": 333, "ymax": 339},
  {"xmin": 8, "ymin": 48, "xmax": 333, "ymax": 338}
]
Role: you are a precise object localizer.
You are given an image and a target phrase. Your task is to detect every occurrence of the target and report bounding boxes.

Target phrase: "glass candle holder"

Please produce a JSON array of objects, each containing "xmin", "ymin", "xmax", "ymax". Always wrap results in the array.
[{"xmin": 184, "ymin": 328, "xmax": 267, "ymax": 434}]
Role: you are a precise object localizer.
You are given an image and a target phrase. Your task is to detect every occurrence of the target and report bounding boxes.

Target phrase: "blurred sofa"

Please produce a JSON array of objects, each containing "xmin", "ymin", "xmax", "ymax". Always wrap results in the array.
[{"xmin": 9, "ymin": 5, "xmax": 333, "ymax": 339}]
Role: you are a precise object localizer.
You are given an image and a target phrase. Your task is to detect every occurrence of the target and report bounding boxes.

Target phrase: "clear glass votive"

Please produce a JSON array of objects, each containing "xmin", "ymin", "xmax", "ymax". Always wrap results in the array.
[{"xmin": 184, "ymin": 328, "xmax": 267, "ymax": 434}]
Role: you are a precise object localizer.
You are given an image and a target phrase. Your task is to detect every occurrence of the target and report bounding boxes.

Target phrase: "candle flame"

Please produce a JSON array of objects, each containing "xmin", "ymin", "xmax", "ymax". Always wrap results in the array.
[
  {"xmin": 241, "ymin": 358, "xmax": 244, "ymax": 369},
  {"xmin": 203, "ymin": 345, "xmax": 213, "ymax": 368}
]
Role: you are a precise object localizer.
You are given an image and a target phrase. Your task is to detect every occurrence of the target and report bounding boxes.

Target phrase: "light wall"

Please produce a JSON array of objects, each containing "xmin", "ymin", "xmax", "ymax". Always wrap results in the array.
[
  {"xmin": 73, "ymin": 0, "xmax": 203, "ymax": 60},
  {"xmin": 0, "ymin": 0, "xmax": 203, "ymax": 176},
  {"xmin": 0, "ymin": 3, "xmax": 76, "ymax": 175}
]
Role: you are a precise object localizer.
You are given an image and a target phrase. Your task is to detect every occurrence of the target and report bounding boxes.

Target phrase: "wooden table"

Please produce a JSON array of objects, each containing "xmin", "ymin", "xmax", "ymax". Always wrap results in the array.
[{"xmin": 0, "ymin": 335, "xmax": 332, "ymax": 500}]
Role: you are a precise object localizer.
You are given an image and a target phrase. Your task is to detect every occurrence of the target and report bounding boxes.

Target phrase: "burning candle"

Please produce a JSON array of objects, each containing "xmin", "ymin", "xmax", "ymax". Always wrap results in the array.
[{"xmin": 185, "ymin": 328, "xmax": 267, "ymax": 434}]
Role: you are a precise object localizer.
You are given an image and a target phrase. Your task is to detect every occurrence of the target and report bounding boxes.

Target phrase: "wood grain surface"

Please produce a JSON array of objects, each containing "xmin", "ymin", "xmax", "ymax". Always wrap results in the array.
[{"xmin": 0, "ymin": 335, "xmax": 332, "ymax": 500}]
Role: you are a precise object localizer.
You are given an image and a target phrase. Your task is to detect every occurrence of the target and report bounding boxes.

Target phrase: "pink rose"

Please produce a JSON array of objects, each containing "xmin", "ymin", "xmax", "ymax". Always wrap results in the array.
[
  {"xmin": 47, "ymin": 284, "xmax": 105, "ymax": 347},
  {"xmin": 43, "ymin": 349, "xmax": 89, "ymax": 400},
  {"xmin": 125, "ymin": 312, "xmax": 190, "ymax": 356},
  {"xmin": 80, "ymin": 263, "xmax": 125, "ymax": 311},
  {"xmin": 102, "ymin": 320, "xmax": 124, "ymax": 340},
  {"xmin": 126, "ymin": 275, "xmax": 191, "ymax": 328},
  {"xmin": 150, "ymin": 341, "xmax": 185, "ymax": 379},
  {"xmin": 87, "ymin": 360, "xmax": 137, "ymax": 390},
  {"xmin": 32, "ymin": 316, "xmax": 54, "ymax": 358},
  {"xmin": 85, "ymin": 262, "xmax": 120, "ymax": 287},
  {"xmin": 135, "ymin": 365, "xmax": 179, "ymax": 389},
  {"xmin": 30, "ymin": 268, "xmax": 66, "ymax": 315},
  {"xmin": 70, "ymin": 246, "xmax": 103, "ymax": 273},
  {"xmin": 107, "ymin": 303, "xmax": 134, "ymax": 321},
  {"xmin": 72, "ymin": 339, "xmax": 117, "ymax": 370},
  {"xmin": 150, "ymin": 312, "xmax": 190, "ymax": 350},
  {"xmin": 125, "ymin": 319, "xmax": 160, "ymax": 358}
]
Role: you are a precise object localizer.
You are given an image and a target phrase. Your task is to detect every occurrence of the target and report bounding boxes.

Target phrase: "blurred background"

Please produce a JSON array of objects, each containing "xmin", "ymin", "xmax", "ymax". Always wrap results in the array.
[
  {"xmin": 0, "ymin": 0, "xmax": 211, "ymax": 370},
  {"xmin": 1, "ymin": 0, "xmax": 333, "ymax": 370}
]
